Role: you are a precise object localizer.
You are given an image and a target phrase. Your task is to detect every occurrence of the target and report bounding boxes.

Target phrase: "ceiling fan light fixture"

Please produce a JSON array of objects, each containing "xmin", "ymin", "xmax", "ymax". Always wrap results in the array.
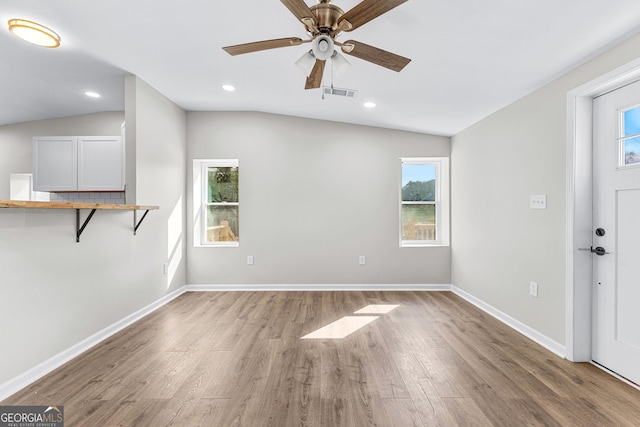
[
  {"xmin": 331, "ymin": 51, "xmax": 351, "ymax": 76},
  {"xmin": 295, "ymin": 50, "xmax": 316, "ymax": 75},
  {"xmin": 312, "ymin": 35, "xmax": 334, "ymax": 61},
  {"xmin": 8, "ymin": 19, "xmax": 60, "ymax": 48}
]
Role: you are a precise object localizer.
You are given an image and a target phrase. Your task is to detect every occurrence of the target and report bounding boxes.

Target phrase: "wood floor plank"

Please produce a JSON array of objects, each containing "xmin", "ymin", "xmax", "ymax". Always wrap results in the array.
[
  {"xmin": 388, "ymin": 336, "xmax": 458, "ymax": 425},
  {"xmin": 356, "ymin": 322, "xmax": 410, "ymax": 399},
  {"xmin": 286, "ymin": 340, "xmax": 321, "ymax": 427},
  {"xmin": 442, "ymin": 397, "xmax": 495, "ymax": 426},
  {"xmin": 319, "ymin": 339, "xmax": 356, "ymax": 426},
  {"xmin": 3, "ymin": 291, "xmax": 640, "ymax": 426},
  {"xmin": 380, "ymin": 397, "xmax": 425, "ymax": 427},
  {"xmin": 344, "ymin": 344, "xmax": 385, "ymax": 426}
]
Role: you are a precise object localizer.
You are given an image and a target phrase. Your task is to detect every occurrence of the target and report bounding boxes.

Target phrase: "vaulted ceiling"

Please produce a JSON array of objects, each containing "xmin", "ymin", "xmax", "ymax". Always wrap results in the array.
[{"xmin": 2, "ymin": 0, "xmax": 640, "ymax": 136}]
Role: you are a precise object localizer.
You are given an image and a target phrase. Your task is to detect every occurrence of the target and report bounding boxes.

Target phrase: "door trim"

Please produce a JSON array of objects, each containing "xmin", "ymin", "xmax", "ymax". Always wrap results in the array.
[{"xmin": 566, "ymin": 57, "xmax": 640, "ymax": 361}]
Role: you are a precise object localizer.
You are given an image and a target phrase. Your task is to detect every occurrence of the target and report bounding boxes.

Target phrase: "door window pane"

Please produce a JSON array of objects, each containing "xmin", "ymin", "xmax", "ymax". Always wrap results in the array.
[
  {"xmin": 623, "ymin": 106, "xmax": 640, "ymax": 137},
  {"xmin": 624, "ymin": 136, "xmax": 640, "ymax": 165}
]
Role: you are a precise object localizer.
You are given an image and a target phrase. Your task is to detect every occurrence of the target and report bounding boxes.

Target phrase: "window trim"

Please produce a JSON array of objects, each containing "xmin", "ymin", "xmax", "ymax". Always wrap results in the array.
[
  {"xmin": 199, "ymin": 159, "xmax": 239, "ymax": 247},
  {"xmin": 399, "ymin": 157, "xmax": 450, "ymax": 247}
]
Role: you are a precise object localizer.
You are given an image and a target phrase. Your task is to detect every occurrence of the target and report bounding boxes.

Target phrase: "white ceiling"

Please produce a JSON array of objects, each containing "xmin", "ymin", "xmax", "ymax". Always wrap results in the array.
[{"xmin": 2, "ymin": 0, "xmax": 640, "ymax": 136}]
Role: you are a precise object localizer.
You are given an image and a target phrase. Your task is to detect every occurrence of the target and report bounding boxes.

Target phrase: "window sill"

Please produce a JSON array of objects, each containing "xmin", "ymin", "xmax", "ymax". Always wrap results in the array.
[
  {"xmin": 196, "ymin": 242, "xmax": 239, "ymax": 248},
  {"xmin": 400, "ymin": 241, "xmax": 449, "ymax": 248}
]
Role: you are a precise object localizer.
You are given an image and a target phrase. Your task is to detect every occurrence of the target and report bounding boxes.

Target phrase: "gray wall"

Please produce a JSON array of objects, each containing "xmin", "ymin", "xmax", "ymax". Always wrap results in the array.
[
  {"xmin": 451, "ymin": 32, "xmax": 640, "ymax": 345},
  {"xmin": 187, "ymin": 112, "xmax": 451, "ymax": 285},
  {"xmin": 0, "ymin": 78, "xmax": 187, "ymax": 387}
]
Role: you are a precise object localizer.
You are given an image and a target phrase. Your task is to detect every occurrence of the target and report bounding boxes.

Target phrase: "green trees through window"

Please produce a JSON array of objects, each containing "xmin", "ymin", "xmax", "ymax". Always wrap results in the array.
[
  {"xmin": 205, "ymin": 163, "xmax": 239, "ymax": 244},
  {"xmin": 401, "ymin": 161, "xmax": 439, "ymax": 244}
]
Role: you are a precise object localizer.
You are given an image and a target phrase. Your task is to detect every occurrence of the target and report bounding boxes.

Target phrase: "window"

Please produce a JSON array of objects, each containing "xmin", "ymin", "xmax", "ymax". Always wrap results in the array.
[
  {"xmin": 400, "ymin": 157, "xmax": 449, "ymax": 246},
  {"xmin": 201, "ymin": 160, "xmax": 239, "ymax": 246},
  {"xmin": 621, "ymin": 105, "xmax": 640, "ymax": 167}
]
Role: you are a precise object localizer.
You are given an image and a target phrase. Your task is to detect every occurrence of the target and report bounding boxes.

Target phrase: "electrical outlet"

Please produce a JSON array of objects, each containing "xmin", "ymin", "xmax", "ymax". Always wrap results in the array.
[
  {"xmin": 529, "ymin": 281, "xmax": 538, "ymax": 297},
  {"xmin": 247, "ymin": 255, "xmax": 254, "ymax": 265},
  {"xmin": 530, "ymin": 194, "xmax": 547, "ymax": 209},
  {"xmin": 163, "ymin": 263, "xmax": 168, "ymax": 275},
  {"xmin": 359, "ymin": 255, "xmax": 366, "ymax": 265}
]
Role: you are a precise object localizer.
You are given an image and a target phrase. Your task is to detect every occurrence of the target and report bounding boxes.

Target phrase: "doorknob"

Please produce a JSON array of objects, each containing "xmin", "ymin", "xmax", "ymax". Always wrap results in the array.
[{"xmin": 578, "ymin": 246, "xmax": 609, "ymax": 256}]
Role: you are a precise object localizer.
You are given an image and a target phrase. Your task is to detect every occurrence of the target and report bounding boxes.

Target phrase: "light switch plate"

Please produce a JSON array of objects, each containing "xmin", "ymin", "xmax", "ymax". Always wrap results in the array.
[
  {"xmin": 530, "ymin": 194, "xmax": 547, "ymax": 209},
  {"xmin": 530, "ymin": 281, "xmax": 538, "ymax": 297}
]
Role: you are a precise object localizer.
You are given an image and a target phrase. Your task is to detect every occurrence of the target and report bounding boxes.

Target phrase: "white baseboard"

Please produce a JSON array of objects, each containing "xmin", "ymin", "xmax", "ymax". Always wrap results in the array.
[
  {"xmin": 0, "ymin": 286, "xmax": 187, "ymax": 402},
  {"xmin": 451, "ymin": 285, "xmax": 566, "ymax": 358},
  {"xmin": 185, "ymin": 284, "xmax": 452, "ymax": 292}
]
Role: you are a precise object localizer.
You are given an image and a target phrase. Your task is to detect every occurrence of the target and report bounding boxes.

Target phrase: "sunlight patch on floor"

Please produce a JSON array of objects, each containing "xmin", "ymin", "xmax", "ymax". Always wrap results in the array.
[
  {"xmin": 301, "ymin": 316, "xmax": 379, "ymax": 339},
  {"xmin": 354, "ymin": 304, "xmax": 399, "ymax": 314},
  {"xmin": 301, "ymin": 304, "xmax": 401, "ymax": 339}
]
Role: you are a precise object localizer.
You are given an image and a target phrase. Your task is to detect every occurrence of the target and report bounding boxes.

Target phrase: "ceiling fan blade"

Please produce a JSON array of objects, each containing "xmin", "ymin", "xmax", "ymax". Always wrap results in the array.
[
  {"xmin": 223, "ymin": 37, "xmax": 304, "ymax": 56},
  {"xmin": 305, "ymin": 59, "xmax": 326, "ymax": 90},
  {"xmin": 338, "ymin": 0, "xmax": 408, "ymax": 32},
  {"xmin": 341, "ymin": 40, "xmax": 411, "ymax": 72},
  {"xmin": 281, "ymin": 0, "xmax": 317, "ymax": 30}
]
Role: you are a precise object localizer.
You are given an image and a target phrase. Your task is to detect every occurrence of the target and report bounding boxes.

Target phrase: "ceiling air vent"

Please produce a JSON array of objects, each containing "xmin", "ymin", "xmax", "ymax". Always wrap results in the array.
[{"xmin": 322, "ymin": 86, "xmax": 357, "ymax": 98}]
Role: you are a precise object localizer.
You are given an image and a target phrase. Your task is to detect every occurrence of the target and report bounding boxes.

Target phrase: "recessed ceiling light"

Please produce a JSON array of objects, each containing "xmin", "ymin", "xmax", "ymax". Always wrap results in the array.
[
  {"xmin": 8, "ymin": 19, "xmax": 60, "ymax": 48},
  {"xmin": 84, "ymin": 91, "xmax": 101, "ymax": 98},
  {"xmin": 222, "ymin": 84, "xmax": 236, "ymax": 92},
  {"xmin": 364, "ymin": 101, "xmax": 376, "ymax": 108}
]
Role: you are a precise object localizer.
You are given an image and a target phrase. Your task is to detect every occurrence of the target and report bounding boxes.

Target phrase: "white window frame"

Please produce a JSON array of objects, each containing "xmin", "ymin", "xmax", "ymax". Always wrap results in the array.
[
  {"xmin": 196, "ymin": 159, "xmax": 239, "ymax": 247},
  {"xmin": 400, "ymin": 157, "xmax": 450, "ymax": 247}
]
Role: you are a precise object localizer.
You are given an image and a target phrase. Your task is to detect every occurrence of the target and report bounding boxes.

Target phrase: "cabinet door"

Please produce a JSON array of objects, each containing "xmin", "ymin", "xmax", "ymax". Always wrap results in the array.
[
  {"xmin": 77, "ymin": 136, "xmax": 124, "ymax": 191},
  {"xmin": 32, "ymin": 136, "xmax": 77, "ymax": 191}
]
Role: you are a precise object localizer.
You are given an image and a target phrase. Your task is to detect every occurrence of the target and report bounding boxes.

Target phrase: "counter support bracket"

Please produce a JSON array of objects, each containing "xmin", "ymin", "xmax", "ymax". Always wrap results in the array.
[
  {"xmin": 133, "ymin": 210, "xmax": 150, "ymax": 235},
  {"xmin": 76, "ymin": 209, "xmax": 97, "ymax": 242},
  {"xmin": 0, "ymin": 200, "xmax": 159, "ymax": 242}
]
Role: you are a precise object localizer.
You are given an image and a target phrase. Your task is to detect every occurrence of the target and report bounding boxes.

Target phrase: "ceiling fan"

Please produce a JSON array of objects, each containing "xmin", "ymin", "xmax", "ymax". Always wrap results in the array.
[{"xmin": 222, "ymin": 0, "xmax": 411, "ymax": 90}]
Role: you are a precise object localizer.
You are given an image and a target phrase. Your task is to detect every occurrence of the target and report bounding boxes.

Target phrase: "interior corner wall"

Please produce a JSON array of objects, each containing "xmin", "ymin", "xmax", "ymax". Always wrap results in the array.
[
  {"xmin": 186, "ymin": 112, "xmax": 451, "ymax": 286},
  {"xmin": 127, "ymin": 76, "xmax": 188, "ymax": 294},
  {"xmin": 451, "ymin": 32, "xmax": 640, "ymax": 346},
  {"xmin": 0, "ymin": 79, "xmax": 187, "ymax": 389},
  {"xmin": 125, "ymin": 76, "xmax": 137, "ymax": 205}
]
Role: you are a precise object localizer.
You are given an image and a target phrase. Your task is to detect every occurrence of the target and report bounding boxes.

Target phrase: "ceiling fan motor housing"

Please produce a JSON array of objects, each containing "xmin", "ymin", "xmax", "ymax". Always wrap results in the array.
[{"xmin": 310, "ymin": 2, "xmax": 345, "ymax": 35}]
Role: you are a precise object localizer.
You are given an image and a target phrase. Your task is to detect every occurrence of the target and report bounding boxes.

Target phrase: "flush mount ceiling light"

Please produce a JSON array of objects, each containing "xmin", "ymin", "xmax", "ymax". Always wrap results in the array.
[
  {"xmin": 84, "ymin": 91, "xmax": 101, "ymax": 98},
  {"xmin": 8, "ymin": 19, "xmax": 61, "ymax": 48},
  {"xmin": 222, "ymin": 84, "xmax": 236, "ymax": 92},
  {"xmin": 364, "ymin": 101, "xmax": 376, "ymax": 108}
]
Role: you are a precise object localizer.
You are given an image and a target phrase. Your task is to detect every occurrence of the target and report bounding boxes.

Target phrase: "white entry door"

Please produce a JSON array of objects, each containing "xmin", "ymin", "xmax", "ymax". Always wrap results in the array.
[{"xmin": 592, "ymin": 80, "xmax": 640, "ymax": 385}]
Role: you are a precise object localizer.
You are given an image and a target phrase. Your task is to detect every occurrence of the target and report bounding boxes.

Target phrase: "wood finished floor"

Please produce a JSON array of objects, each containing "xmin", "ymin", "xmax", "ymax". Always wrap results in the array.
[{"xmin": 3, "ymin": 291, "xmax": 640, "ymax": 426}]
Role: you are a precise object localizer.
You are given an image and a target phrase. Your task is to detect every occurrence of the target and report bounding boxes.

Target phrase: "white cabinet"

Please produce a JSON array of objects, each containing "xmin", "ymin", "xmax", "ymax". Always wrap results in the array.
[
  {"xmin": 32, "ymin": 136, "xmax": 77, "ymax": 191},
  {"xmin": 33, "ymin": 136, "xmax": 124, "ymax": 192},
  {"xmin": 77, "ymin": 137, "xmax": 125, "ymax": 191}
]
